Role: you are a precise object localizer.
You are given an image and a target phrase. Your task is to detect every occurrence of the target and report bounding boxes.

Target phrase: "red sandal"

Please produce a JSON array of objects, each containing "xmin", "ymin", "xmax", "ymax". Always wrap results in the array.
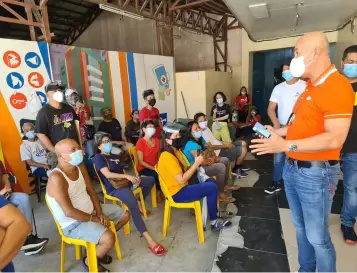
[{"xmin": 148, "ymin": 244, "xmax": 167, "ymax": 256}]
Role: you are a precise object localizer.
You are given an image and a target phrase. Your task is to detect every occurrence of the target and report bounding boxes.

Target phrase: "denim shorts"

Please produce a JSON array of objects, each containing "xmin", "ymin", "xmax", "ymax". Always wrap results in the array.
[{"xmin": 62, "ymin": 204, "xmax": 126, "ymax": 244}]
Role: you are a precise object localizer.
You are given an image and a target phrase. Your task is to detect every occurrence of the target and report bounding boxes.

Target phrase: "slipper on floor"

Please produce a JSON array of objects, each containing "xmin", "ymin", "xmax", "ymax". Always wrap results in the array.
[
  {"xmin": 82, "ymin": 256, "xmax": 110, "ymax": 272},
  {"xmin": 140, "ymin": 210, "xmax": 152, "ymax": 217},
  {"xmin": 98, "ymin": 254, "xmax": 112, "ymax": 264},
  {"xmin": 148, "ymin": 244, "xmax": 167, "ymax": 256}
]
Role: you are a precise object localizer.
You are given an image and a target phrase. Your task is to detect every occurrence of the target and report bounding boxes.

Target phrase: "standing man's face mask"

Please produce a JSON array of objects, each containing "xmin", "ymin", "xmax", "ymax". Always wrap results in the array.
[
  {"xmin": 290, "ymin": 51, "xmax": 315, "ymax": 78},
  {"xmin": 282, "ymin": 70, "xmax": 294, "ymax": 81},
  {"xmin": 343, "ymin": 64, "xmax": 357, "ymax": 78},
  {"xmin": 52, "ymin": 91, "xmax": 64, "ymax": 103}
]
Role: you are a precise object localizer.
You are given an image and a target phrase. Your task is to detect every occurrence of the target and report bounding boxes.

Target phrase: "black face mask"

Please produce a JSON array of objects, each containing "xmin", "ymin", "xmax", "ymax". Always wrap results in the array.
[
  {"xmin": 171, "ymin": 138, "xmax": 185, "ymax": 149},
  {"xmin": 148, "ymin": 98, "xmax": 156, "ymax": 107},
  {"xmin": 104, "ymin": 113, "xmax": 112, "ymax": 119}
]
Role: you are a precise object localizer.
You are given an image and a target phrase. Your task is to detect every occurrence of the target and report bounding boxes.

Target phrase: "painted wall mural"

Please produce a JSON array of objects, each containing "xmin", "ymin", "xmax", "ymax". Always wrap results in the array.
[{"xmin": 0, "ymin": 38, "xmax": 175, "ymax": 194}]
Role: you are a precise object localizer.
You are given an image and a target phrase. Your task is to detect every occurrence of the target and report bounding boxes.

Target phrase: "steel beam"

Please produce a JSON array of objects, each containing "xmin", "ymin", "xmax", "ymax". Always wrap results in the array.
[
  {"xmin": 213, "ymin": 15, "xmax": 228, "ymax": 72},
  {"xmin": 169, "ymin": 0, "xmax": 210, "ymax": 11}
]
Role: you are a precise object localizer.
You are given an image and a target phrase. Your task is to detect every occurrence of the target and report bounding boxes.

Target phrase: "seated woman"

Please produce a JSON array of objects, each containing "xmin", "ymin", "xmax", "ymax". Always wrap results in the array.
[
  {"xmin": 125, "ymin": 110, "xmax": 141, "ymax": 145},
  {"xmin": 211, "ymin": 91, "xmax": 232, "ymax": 144},
  {"xmin": 136, "ymin": 120, "xmax": 164, "ymax": 203},
  {"xmin": 240, "ymin": 106, "xmax": 262, "ymax": 137},
  {"xmin": 94, "ymin": 134, "xmax": 166, "ymax": 256},
  {"xmin": 183, "ymin": 121, "xmax": 237, "ymax": 203},
  {"xmin": 194, "ymin": 112, "xmax": 250, "ymax": 178},
  {"xmin": 157, "ymin": 129, "xmax": 232, "ymax": 231}
]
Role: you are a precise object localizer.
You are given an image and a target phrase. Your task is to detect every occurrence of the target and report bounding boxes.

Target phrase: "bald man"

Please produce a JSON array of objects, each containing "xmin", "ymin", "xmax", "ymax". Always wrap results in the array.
[
  {"xmin": 46, "ymin": 139, "xmax": 130, "ymax": 271},
  {"xmin": 250, "ymin": 32, "xmax": 355, "ymax": 272}
]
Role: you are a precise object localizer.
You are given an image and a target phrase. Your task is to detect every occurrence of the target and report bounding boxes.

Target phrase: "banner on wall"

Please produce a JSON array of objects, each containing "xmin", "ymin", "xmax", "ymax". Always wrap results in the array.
[{"xmin": 0, "ymin": 38, "xmax": 175, "ymax": 194}]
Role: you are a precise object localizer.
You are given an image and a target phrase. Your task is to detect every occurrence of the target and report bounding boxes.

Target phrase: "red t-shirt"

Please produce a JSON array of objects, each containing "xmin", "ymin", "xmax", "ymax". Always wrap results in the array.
[
  {"xmin": 139, "ymin": 107, "xmax": 162, "ymax": 138},
  {"xmin": 136, "ymin": 138, "xmax": 160, "ymax": 172},
  {"xmin": 235, "ymin": 95, "xmax": 251, "ymax": 111},
  {"xmin": 248, "ymin": 114, "xmax": 261, "ymax": 126},
  {"xmin": 76, "ymin": 104, "xmax": 92, "ymax": 142}
]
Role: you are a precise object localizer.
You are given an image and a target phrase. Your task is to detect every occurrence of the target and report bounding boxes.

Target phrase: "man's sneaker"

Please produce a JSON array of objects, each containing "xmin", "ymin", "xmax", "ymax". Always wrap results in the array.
[
  {"xmin": 341, "ymin": 224, "xmax": 357, "ymax": 244},
  {"xmin": 211, "ymin": 219, "xmax": 233, "ymax": 232},
  {"xmin": 264, "ymin": 182, "xmax": 282, "ymax": 194},
  {"xmin": 21, "ymin": 234, "xmax": 48, "ymax": 251},
  {"xmin": 24, "ymin": 243, "xmax": 46, "ymax": 256},
  {"xmin": 240, "ymin": 165, "xmax": 251, "ymax": 172},
  {"xmin": 236, "ymin": 169, "xmax": 248, "ymax": 178}
]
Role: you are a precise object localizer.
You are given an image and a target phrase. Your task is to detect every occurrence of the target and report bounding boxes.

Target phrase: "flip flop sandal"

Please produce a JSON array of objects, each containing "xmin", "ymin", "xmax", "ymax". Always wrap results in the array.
[
  {"xmin": 224, "ymin": 185, "xmax": 241, "ymax": 192},
  {"xmin": 98, "ymin": 254, "xmax": 112, "ymax": 264},
  {"xmin": 82, "ymin": 257, "xmax": 111, "ymax": 272},
  {"xmin": 148, "ymin": 244, "xmax": 167, "ymax": 256}
]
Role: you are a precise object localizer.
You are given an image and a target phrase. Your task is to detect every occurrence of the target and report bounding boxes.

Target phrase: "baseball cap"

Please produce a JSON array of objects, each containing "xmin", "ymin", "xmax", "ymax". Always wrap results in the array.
[
  {"xmin": 65, "ymin": 88, "xmax": 77, "ymax": 97},
  {"xmin": 45, "ymin": 82, "xmax": 64, "ymax": 93}
]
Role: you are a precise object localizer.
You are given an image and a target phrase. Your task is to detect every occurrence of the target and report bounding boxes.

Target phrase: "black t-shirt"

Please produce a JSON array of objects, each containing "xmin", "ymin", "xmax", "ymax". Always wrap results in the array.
[
  {"xmin": 342, "ymin": 82, "xmax": 357, "ymax": 153},
  {"xmin": 35, "ymin": 103, "xmax": 79, "ymax": 146},
  {"xmin": 98, "ymin": 118, "xmax": 123, "ymax": 141},
  {"xmin": 210, "ymin": 103, "xmax": 231, "ymax": 122}
]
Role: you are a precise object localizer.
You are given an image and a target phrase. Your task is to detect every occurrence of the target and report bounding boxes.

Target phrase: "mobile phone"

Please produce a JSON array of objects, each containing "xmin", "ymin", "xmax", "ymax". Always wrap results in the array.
[{"xmin": 253, "ymin": 122, "xmax": 271, "ymax": 138}]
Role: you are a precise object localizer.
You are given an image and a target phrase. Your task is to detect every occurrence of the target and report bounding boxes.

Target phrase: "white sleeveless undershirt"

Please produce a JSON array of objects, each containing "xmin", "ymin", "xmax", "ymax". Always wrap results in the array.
[{"xmin": 46, "ymin": 166, "xmax": 94, "ymax": 229}]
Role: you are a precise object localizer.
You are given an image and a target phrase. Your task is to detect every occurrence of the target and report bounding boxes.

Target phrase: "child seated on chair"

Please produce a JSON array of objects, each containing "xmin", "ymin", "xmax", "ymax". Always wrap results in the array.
[
  {"xmin": 94, "ymin": 133, "xmax": 167, "ymax": 256},
  {"xmin": 157, "ymin": 128, "xmax": 233, "ymax": 232},
  {"xmin": 46, "ymin": 139, "xmax": 131, "ymax": 272},
  {"xmin": 136, "ymin": 120, "xmax": 164, "ymax": 203}
]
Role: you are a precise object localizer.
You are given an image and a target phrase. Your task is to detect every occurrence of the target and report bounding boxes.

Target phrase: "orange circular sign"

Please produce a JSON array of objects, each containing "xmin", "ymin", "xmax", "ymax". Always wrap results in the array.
[
  {"xmin": 10, "ymin": 92, "xmax": 27, "ymax": 109},
  {"xmin": 28, "ymin": 72, "xmax": 44, "ymax": 88},
  {"xmin": 3, "ymin": 51, "xmax": 21, "ymax": 68}
]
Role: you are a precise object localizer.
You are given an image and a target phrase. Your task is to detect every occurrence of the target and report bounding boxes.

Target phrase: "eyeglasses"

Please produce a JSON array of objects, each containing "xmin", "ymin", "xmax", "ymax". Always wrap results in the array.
[{"xmin": 101, "ymin": 140, "xmax": 112, "ymax": 144}]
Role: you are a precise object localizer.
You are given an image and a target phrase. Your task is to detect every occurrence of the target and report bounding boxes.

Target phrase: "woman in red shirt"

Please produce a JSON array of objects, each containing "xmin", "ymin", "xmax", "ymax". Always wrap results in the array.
[
  {"xmin": 136, "ymin": 120, "xmax": 163, "ymax": 200},
  {"xmin": 240, "ymin": 106, "xmax": 261, "ymax": 137},
  {"xmin": 235, "ymin": 86, "xmax": 252, "ymax": 123}
]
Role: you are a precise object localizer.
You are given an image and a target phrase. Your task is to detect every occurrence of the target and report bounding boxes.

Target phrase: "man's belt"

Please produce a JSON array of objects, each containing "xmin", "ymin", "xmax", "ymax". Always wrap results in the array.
[{"xmin": 286, "ymin": 158, "xmax": 339, "ymax": 168}]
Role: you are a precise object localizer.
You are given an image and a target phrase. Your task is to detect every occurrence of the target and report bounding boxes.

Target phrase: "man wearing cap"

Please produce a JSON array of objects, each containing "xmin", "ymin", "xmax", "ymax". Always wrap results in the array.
[
  {"xmin": 139, "ymin": 89, "xmax": 162, "ymax": 139},
  {"xmin": 35, "ymin": 82, "xmax": 80, "ymax": 153}
]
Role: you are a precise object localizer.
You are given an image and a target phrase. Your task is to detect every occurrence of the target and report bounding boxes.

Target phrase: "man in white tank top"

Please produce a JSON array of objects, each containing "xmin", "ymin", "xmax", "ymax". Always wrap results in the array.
[{"xmin": 47, "ymin": 139, "xmax": 130, "ymax": 271}]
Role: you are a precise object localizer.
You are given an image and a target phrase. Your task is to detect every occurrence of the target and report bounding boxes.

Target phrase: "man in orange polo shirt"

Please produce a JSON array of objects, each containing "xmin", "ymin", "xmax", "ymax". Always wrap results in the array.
[{"xmin": 250, "ymin": 32, "xmax": 354, "ymax": 272}]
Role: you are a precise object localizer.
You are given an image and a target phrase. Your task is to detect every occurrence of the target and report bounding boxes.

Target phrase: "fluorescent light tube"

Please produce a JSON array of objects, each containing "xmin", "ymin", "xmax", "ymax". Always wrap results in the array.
[{"xmin": 99, "ymin": 3, "xmax": 144, "ymax": 20}]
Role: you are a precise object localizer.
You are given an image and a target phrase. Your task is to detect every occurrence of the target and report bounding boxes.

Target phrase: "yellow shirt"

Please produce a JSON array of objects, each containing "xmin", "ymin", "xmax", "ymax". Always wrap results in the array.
[{"xmin": 157, "ymin": 151, "xmax": 188, "ymax": 196}]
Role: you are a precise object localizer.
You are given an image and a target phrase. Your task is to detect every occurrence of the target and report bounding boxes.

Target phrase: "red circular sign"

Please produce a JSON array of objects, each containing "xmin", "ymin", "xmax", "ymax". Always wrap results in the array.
[
  {"xmin": 3, "ymin": 51, "xmax": 21, "ymax": 68},
  {"xmin": 10, "ymin": 92, "xmax": 27, "ymax": 109},
  {"xmin": 28, "ymin": 72, "xmax": 44, "ymax": 88}
]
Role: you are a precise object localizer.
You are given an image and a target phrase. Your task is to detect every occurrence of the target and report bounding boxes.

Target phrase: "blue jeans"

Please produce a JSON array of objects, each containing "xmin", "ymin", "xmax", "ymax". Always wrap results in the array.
[
  {"xmin": 9, "ymin": 192, "xmax": 32, "ymax": 225},
  {"xmin": 2, "ymin": 262, "xmax": 15, "ymax": 272},
  {"xmin": 33, "ymin": 167, "xmax": 47, "ymax": 178},
  {"xmin": 341, "ymin": 152, "xmax": 357, "ymax": 227},
  {"xmin": 139, "ymin": 168, "xmax": 160, "ymax": 190},
  {"xmin": 173, "ymin": 178, "xmax": 218, "ymax": 221},
  {"xmin": 273, "ymin": 152, "xmax": 286, "ymax": 184},
  {"xmin": 84, "ymin": 140, "xmax": 96, "ymax": 178},
  {"xmin": 283, "ymin": 161, "xmax": 339, "ymax": 272}
]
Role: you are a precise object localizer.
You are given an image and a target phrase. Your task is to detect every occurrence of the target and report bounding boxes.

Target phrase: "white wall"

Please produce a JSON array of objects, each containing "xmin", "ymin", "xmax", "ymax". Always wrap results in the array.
[{"xmin": 334, "ymin": 25, "xmax": 357, "ymax": 69}]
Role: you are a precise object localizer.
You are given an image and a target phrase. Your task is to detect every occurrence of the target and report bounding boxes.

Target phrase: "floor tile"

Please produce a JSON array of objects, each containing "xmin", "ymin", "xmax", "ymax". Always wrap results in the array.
[
  {"xmin": 239, "ymin": 217, "xmax": 287, "ymax": 254},
  {"xmin": 216, "ymin": 247, "xmax": 290, "ymax": 272},
  {"xmin": 244, "ymin": 160, "xmax": 274, "ymax": 174},
  {"xmin": 237, "ymin": 203, "xmax": 280, "ymax": 221},
  {"xmin": 277, "ymin": 190, "xmax": 290, "ymax": 209},
  {"xmin": 233, "ymin": 187, "xmax": 278, "ymax": 208}
]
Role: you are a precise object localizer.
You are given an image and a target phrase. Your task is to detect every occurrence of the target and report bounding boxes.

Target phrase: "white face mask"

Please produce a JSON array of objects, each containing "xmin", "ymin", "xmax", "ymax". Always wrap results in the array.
[
  {"xmin": 146, "ymin": 127, "xmax": 156, "ymax": 137},
  {"xmin": 52, "ymin": 91, "xmax": 64, "ymax": 103},
  {"xmin": 216, "ymin": 98, "xmax": 223, "ymax": 104},
  {"xmin": 290, "ymin": 51, "xmax": 314, "ymax": 78},
  {"xmin": 198, "ymin": 121, "xmax": 208, "ymax": 129}
]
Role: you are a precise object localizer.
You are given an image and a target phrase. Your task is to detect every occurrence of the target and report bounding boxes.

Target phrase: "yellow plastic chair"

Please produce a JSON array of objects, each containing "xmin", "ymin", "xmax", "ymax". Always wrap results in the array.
[
  {"xmin": 45, "ymin": 195, "xmax": 122, "ymax": 272},
  {"xmin": 155, "ymin": 166, "xmax": 204, "ymax": 243},
  {"xmin": 128, "ymin": 146, "xmax": 157, "ymax": 208},
  {"xmin": 93, "ymin": 165, "xmax": 147, "ymax": 235}
]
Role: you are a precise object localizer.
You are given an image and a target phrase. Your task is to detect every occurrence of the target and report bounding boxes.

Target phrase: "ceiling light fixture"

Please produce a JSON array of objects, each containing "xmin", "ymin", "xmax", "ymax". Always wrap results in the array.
[
  {"xmin": 293, "ymin": 3, "xmax": 303, "ymax": 31},
  {"xmin": 99, "ymin": 3, "xmax": 144, "ymax": 20}
]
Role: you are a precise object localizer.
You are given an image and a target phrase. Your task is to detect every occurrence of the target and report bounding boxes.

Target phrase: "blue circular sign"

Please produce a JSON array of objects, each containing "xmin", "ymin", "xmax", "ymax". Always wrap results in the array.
[
  {"xmin": 25, "ymin": 52, "xmax": 41, "ymax": 68},
  {"xmin": 36, "ymin": 91, "xmax": 47, "ymax": 106},
  {"xmin": 6, "ymin": 72, "xmax": 24, "ymax": 89}
]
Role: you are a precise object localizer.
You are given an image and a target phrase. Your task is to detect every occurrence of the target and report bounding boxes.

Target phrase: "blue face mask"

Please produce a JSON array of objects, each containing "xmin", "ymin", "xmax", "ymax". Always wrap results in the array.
[
  {"xmin": 103, "ymin": 142, "xmax": 112, "ymax": 153},
  {"xmin": 193, "ymin": 131, "xmax": 202, "ymax": 139},
  {"xmin": 282, "ymin": 70, "xmax": 294, "ymax": 81},
  {"xmin": 66, "ymin": 150, "xmax": 83, "ymax": 166},
  {"xmin": 25, "ymin": 130, "xmax": 36, "ymax": 139},
  {"xmin": 343, "ymin": 64, "xmax": 357, "ymax": 78}
]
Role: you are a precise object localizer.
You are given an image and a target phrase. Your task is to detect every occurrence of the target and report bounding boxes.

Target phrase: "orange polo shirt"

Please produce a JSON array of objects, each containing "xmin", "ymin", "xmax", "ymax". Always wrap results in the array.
[{"xmin": 286, "ymin": 65, "xmax": 354, "ymax": 160}]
